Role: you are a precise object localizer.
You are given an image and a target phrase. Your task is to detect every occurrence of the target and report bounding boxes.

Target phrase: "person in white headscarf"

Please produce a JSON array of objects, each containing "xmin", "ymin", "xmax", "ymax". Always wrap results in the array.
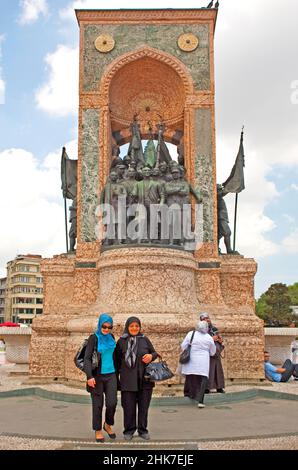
[
  {"xmin": 181, "ymin": 321, "xmax": 216, "ymax": 408},
  {"xmin": 199, "ymin": 312, "xmax": 225, "ymax": 393}
]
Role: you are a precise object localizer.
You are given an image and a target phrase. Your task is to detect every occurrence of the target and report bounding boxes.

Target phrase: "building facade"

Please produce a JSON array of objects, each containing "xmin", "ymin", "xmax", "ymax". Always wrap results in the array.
[
  {"xmin": 0, "ymin": 277, "xmax": 6, "ymax": 323},
  {"xmin": 4, "ymin": 255, "xmax": 43, "ymax": 325}
]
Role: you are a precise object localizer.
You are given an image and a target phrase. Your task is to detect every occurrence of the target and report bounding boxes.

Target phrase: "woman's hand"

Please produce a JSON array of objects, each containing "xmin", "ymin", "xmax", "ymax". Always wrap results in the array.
[
  {"xmin": 87, "ymin": 378, "xmax": 96, "ymax": 388},
  {"xmin": 142, "ymin": 354, "xmax": 153, "ymax": 364}
]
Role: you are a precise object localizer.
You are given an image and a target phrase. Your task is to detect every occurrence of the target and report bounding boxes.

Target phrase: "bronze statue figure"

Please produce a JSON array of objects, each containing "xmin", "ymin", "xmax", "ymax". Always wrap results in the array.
[
  {"xmin": 100, "ymin": 171, "xmax": 127, "ymax": 245},
  {"xmin": 128, "ymin": 115, "xmax": 145, "ymax": 165},
  {"xmin": 61, "ymin": 147, "xmax": 78, "ymax": 252},
  {"xmin": 69, "ymin": 197, "xmax": 77, "ymax": 252},
  {"xmin": 217, "ymin": 184, "xmax": 233, "ymax": 254}
]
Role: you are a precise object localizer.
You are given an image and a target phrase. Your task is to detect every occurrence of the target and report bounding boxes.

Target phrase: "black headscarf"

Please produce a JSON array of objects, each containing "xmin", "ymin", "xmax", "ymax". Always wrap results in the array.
[{"xmin": 121, "ymin": 317, "xmax": 143, "ymax": 368}]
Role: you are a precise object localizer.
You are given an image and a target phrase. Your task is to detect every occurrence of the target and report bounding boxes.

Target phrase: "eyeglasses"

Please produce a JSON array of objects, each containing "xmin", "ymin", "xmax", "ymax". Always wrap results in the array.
[{"xmin": 101, "ymin": 325, "xmax": 113, "ymax": 330}]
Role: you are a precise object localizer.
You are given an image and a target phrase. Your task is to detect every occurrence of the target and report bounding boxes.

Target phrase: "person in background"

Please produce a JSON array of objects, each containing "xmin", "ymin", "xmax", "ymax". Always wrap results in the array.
[
  {"xmin": 84, "ymin": 314, "xmax": 118, "ymax": 443},
  {"xmin": 291, "ymin": 337, "xmax": 298, "ymax": 364},
  {"xmin": 199, "ymin": 313, "xmax": 225, "ymax": 393},
  {"xmin": 0, "ymin": 338, "xmax": 5, "ymax": 351},
  {"xmin": 264, "ymin": 351, "xmax": 298, "ymax": 382},
  {"xmin": 181, "ymin": 320, "xmax": 216, "ymax": 409}
]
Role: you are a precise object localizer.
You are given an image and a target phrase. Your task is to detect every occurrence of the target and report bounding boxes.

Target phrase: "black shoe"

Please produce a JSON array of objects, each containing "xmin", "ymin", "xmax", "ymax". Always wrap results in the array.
[
  {"xmin": 205, "ymin": 389, "xmax": 210, "ymax": 394},
  {"xmin": 123, "ymin": 433, "xmax": 134, "ymax": 441},
  {"xmin": 217, "ymin": 388, "xmax": 225, "ymax": 393},
  {"xmin": 138, "ymin": 433, "xmax": 150, "ymax": 440},
  {"xmin": 103, "ymin": 422, "xmax": 116, "ymax": 439}
]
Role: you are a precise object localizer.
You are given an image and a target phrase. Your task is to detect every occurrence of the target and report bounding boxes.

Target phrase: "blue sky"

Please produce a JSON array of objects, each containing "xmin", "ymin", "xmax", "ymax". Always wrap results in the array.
[{"xmin": 0, "ymin": 0, "xmax": 297, "ymax": 298}]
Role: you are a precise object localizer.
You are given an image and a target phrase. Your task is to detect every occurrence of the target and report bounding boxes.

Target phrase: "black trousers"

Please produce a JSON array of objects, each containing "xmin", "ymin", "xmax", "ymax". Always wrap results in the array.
[
  {"xmin": 121, "ymin": 388, "xmax": 153, "ymax": 436},
  {"xmin": 91, "ymin": 373, "xmax": 117, "ymax": 431},
  {"xmin": 184, "ymin": 374, "xmax": 208, "ymax": 404},
  {"xmin": 281, "ymin": 359, "xmax": 298, "ymax": 382}
]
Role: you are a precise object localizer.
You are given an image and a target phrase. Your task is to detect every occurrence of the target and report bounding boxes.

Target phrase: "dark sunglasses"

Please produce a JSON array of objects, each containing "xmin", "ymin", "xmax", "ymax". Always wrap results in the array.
[{"xmin": 101, "ymin": 325, "xmax": 113, "ymax": 330}]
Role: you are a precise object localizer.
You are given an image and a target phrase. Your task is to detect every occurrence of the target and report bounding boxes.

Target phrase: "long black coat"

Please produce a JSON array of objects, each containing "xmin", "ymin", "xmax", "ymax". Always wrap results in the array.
[
  {"xmin": 84, "ymin": 334, "xmax": 117, "ymax": 394},
  {"xmin": 116, "ymin": 335, "xmax": 158, "ymax": 392}
]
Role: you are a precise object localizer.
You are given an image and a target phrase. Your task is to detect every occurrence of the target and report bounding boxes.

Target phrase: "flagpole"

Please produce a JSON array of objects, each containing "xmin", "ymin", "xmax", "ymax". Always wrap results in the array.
[
  {"xmin": 64, "ymin": 197, "xmax": 69, "ymax": 253},
  {"xmin": 233, "ymin": 192, "xmax": 238, "ymax": 253},
  {"xmin": 61, "ymin": 146, "xmax": 69, "ymax": 253},
  {"xmin": 232, "ymin": 126, "xmax": 244, "ymax": 253}
]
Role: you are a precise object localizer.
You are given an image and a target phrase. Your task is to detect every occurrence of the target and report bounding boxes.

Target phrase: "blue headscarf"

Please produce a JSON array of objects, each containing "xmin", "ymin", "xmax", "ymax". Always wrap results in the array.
[{"xmin": 95, "ymin": 314, "xmax": 116, "ymax": 353}]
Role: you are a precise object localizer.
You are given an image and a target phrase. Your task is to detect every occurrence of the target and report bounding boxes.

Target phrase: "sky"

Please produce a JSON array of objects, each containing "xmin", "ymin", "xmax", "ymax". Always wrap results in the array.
[{"xmin": 0, "ymin": 0, "xmax": 297, "ymax": 298}]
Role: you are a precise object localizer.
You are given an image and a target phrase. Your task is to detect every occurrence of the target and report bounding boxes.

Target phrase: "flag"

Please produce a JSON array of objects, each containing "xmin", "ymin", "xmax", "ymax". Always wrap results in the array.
[
  {"xmin": 160, "ymin": 138, "xmax": 172, "ymax": 164},
  {"xmin": 61, "ymin": 147, "xmax": 77, "ymax": 200},
  {"xmin": 156, "ymin": 122, "xmax": 172, "ymax": 165},
  {"xmin": 223, "ymin": 130, "xmax": 245, "ymax": 193},
  {"xmin": 144, "ymin": 139, "xmax": 157, "ymax": 168}
]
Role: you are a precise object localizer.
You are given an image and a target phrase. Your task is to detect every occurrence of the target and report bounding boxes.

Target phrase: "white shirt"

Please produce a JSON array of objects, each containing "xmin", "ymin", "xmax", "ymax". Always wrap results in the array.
[
  {"xmin": 291, "ymin": 340, "xmax": 298, "ymax": 364},
  {"xmin": 181, "ymin": 330, "xmax": 216, "ymax": 377}
]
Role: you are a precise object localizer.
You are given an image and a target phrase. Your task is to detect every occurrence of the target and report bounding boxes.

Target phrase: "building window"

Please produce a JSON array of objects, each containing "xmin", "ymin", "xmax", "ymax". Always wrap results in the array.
[
  {"xmin": 36, "ymin": 309, "xmax": 43, "ymax": 315},
  {"xmin": 17, "ymin": 308, "xmax": 33, "ymax": 314},
  {"xmin": 16, "ymin": 298, "xmax": 35, "ymax": 304}
]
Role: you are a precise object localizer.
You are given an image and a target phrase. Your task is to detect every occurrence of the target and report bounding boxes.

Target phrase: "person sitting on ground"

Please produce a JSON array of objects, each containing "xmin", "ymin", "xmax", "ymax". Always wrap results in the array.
[{"xmin": 264, "ymin": 351, "xmax": 298, "ymax": 382}]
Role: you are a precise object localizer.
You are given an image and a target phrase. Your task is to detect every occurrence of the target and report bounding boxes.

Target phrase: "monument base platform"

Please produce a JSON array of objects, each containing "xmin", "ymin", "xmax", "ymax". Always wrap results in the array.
[{"xmin": 29, "ymin": 247, "xmax": 265, "ymax": 383}]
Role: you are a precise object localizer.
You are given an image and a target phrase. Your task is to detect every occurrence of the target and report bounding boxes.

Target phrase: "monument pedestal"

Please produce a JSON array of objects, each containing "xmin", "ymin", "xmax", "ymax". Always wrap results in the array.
[{"xmin": 29, "ymin": 248, "xmax": 264, "ymax": 384}]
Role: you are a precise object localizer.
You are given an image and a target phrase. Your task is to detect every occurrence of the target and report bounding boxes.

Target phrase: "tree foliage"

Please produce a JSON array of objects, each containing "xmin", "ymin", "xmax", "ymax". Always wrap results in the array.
[
  {"xmin": 256, "ymin": 283, "xmax": 296, "ymax": 326},
  {"xmin": 288, "ymin": 282, "xmax": 298, "ymax": 305}
]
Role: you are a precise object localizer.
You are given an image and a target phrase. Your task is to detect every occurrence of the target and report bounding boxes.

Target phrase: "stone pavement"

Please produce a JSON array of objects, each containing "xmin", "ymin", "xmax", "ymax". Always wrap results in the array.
[{"xmin": 1, "ymin": 364, "xmax": 298, "ymax": 450}]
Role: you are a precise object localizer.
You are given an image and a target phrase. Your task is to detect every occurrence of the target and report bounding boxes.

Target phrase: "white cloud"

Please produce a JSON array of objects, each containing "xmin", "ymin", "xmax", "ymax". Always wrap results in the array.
[
  {"xmin": 35, "ymin": 45, "xmax": 79, "ymax": 117},
  {"xmin": 18, "ymin": 0, "xmax": 49, "ymax": 25},
  {"xmin": 283, "ymin": 214, "xmax": 295, "ymax": 225},
  {"xmin": 0, "ymin": 141, "xmax": 77, "ymax": 277},
  {"xmin": 60, "ymin": 0, "xmax": 100, "ymax": 21},
  {"xmin": 282, "ymin": 229, "xmax": 298, "ymax": 254},
  {"xmin": 291, "ymin": 183, "xmax": 298, "ymax": 191}
]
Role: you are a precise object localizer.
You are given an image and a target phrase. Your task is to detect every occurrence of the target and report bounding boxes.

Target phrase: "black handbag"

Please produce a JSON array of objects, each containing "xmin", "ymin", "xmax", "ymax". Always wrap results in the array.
[
  {"xmin": 144, "ymin": 355, "xmax": 174, "ymax": 382},
  {"xmin": 74, "ymin": 335, "xmax": 98, "ymax": 371},
  {"xmin": 179, "ymin": 330, "xmax": 195, "ymax": 364}
]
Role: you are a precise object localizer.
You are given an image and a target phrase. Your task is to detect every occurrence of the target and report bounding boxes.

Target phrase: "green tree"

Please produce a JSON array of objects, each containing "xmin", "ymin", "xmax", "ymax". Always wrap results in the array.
[
  {"xmin": 256, "ymin": 292, "xmax": 269, "ymax": 320},
  {"xmin": 288, "ymin": 282, "xmax": 298, "ymax": 305},
  {"xmin": 256, "ymin": 283, "xmax": 294, "ymax": 326}
]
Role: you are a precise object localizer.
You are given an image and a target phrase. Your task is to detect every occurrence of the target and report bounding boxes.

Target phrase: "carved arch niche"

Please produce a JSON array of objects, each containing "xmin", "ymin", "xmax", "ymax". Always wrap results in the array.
[{"xmin": 99, "ymin": 46, "xmax": 195, "ymax": 186}]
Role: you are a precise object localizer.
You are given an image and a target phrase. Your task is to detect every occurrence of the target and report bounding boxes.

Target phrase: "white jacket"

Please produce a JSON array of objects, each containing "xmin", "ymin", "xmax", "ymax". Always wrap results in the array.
[{"xmin": 181, "ymin": 330, "xmax": 216, "ymax": 377}]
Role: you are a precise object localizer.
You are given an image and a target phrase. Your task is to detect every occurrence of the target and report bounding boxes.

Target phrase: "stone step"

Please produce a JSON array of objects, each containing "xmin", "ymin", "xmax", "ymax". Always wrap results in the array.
[{"xmin": 60, "ymin": 440, "xmax": 198, "ymax": 451}]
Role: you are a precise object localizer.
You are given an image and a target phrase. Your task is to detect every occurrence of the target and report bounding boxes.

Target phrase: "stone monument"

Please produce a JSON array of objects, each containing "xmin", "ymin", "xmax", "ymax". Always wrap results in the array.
[{"xmin": 29, "ymin": 8, "xmax": 264, "ymax": 385}]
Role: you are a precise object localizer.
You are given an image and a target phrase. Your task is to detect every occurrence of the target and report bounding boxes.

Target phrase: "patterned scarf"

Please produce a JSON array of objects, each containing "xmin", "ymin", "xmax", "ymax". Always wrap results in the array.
[{"xmin": 121, "ymin": 316, "xmax": 143, "ymax": 369}]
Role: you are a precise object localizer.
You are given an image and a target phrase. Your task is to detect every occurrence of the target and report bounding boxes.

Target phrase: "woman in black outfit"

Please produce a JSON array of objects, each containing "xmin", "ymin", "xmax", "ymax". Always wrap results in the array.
[
  {"xmin": 84, "ymin": 313, "xmax": 118, "ymax": 443},
  {"xmin": 116, "ymin": 316, "xmax": 158, "ymax": 441}
]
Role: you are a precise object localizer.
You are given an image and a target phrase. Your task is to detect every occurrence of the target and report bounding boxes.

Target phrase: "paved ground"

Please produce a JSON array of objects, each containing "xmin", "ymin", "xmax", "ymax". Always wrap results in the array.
[
  {"xmin": 1, "ymin": 364, "xmax": 298, "ymax": 450},
  {"xmin": 0, "ymin": 395, "xmax": 297, "ymax": 450}
]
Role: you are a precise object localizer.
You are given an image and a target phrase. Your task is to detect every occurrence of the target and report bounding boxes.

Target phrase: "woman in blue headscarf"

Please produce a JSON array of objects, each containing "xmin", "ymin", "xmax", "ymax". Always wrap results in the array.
[{"xmin": 84, "ymin": 313, "xmax": 117, "ymax": 443}]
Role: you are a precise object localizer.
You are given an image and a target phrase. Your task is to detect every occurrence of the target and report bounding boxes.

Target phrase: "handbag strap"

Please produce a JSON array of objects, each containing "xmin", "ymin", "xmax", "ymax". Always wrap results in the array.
[{"xmin": 189, "ymin": 330, "xmax": 195, "ymax": 345}]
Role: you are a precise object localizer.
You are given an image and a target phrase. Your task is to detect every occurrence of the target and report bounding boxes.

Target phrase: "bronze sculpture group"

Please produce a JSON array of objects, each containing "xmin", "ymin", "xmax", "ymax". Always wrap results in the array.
[
  {"xmin": 100, "ymin": 119, "xmax": 202, "ymax": 248},
  {"xmin": 61, "ymin": 116, "xmax": 236, "ymax": 254}
]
